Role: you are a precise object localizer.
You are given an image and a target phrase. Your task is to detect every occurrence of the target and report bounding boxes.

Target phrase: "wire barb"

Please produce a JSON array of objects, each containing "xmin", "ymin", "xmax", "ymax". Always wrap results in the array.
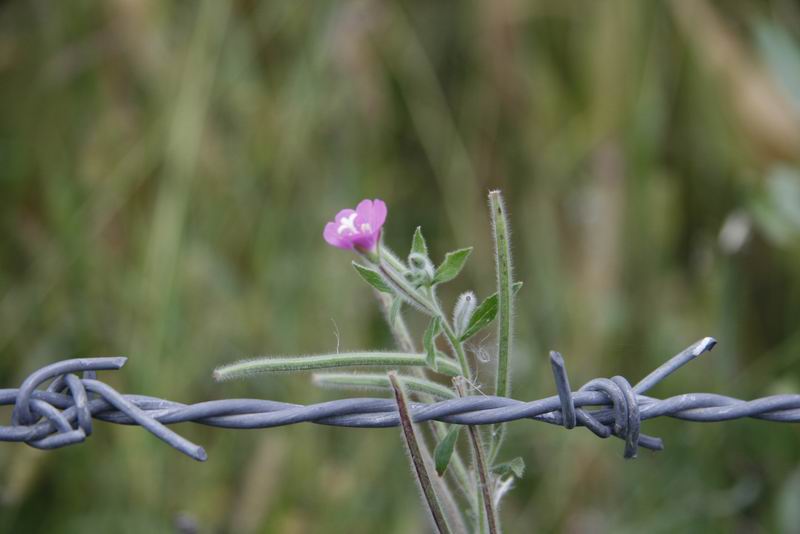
[{"xmin": 0, "ymin": 338, "xmax": 798, "ymax": 461}]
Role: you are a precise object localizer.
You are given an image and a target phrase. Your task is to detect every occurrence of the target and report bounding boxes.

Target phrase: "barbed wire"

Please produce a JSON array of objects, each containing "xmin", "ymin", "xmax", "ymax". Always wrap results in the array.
[{"xmin": 1, "ymin": 337, "xmax": 798, "ymax": 462}]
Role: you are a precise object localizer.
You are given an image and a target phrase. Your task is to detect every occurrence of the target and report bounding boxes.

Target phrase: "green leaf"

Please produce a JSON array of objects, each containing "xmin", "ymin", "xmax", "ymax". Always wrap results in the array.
[
  {"xmin": 423, "ymin": 317, "xmax": 442, "ymax": 368},
  {"xmin": 433, "ymin": 247, "xmax": 473, "ymax": 285},
  {"xmin": 459, "ymin": 282, "xmax": 522, "ymax": 342},
  {"xmin": 411, "ymin": 226, "xmax": 428, "ymax": 257},
  {"xmin": 460, "ymin": 294, "xmax": 498, "ymax": 342},
  {"xmin": 389, "ymin": 296, "xmax": 402, "ymax": 326},
  {"xmin": 492, "ymin": 457, "xmax": 525, "ymax": 479},
  {"xmin": 352, "ymin": 262, "xmax": 393, "ymax": 294},
  {"xmin": 434, "ymin": 425, "xmax": 462, "ymax": 476}
]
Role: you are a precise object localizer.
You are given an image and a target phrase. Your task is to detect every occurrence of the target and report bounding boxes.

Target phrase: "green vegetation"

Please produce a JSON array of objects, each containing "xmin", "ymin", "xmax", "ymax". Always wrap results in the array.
[{"xmin": 1, "ymin": 1, "xmax": 800, "ymax": 532}]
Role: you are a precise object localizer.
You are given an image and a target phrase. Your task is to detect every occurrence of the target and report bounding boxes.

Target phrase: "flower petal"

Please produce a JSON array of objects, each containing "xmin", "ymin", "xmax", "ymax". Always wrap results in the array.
[
  {"xmin": 334, "ymin": 208, "xmax": 356, "ymax": 225},
  {"xmin": 323, "ymin": 222, "xmax": 353, "ymax": 249},
  {"xmin": 351, "ymin": 231, "xmax": 379, "ymax": 250},
  {"xmin": 323, "ymin": 199, "xmax": 387, "ymax": 251},
  {"xmin": 369, "ymin": 199, "xmax": 387, "ymax": 230},
  {"xmin": 355, "ymin": 199, "xmax": 373, "ymax": 226}
]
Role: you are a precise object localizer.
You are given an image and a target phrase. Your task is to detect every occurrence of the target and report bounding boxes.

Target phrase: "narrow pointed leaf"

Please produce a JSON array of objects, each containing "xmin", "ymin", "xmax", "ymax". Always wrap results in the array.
[
  {"xmin": 411, "ymin": 226, "xmax": 429, "ymax": 257},
  {"xmin": 353, "ymin": 262, "xmax": 393, "ymax": 294},
  {"xmin": 213, "ymin": 351, "xmax": 461, "ymax": 381},
  {"xmin": 459, "ymin": 294, "xmax": 498, "ymax": 342},
  {"xmin": 433, "ymin": 247, "xmax": 472, "ymax": 285},
  {"xmin": 459, "ymin": 282, "xmax": 522, "ymax": 342},
  {"xmin": 492, "ymin": 457, "xmax": 526, "ymax": 479},
  {"xmin": 434, "ymin": 425, "xmax": 462, "ymax": 476}
]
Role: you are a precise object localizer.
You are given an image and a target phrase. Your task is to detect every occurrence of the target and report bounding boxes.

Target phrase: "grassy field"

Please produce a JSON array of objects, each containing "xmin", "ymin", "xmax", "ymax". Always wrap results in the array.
[{"xmin": 1, "ymin": 1, "xmax": 800, "ymax": 532}]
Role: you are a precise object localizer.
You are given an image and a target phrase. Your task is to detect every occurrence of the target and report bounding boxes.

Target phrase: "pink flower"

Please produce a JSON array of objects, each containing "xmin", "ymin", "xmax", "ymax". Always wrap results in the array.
[{"xmin": 323, "ymin": 199, "xmax": 387, "ymax": 251}]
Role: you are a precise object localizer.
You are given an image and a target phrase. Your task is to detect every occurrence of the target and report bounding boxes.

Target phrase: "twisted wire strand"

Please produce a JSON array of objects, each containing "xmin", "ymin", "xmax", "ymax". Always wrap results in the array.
[{"xmin": 1, "ymin": 337, "xmax": 798, "ymax": 462}]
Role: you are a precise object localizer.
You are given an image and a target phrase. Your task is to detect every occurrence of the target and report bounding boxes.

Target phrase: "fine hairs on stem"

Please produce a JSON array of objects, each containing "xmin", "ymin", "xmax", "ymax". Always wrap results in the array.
[
  {"xmin": 389, "ymin": 372, "xmax": 453, "ymax": 534},
  {"xmin": 455, "ymin": 377, "xmax": 500, "ymax": 534},
  {"xmin": 212, "ymin": 352, "xmax": 462, "ymax": 381},
  {"xmin": 312, "ymin": 372, "xmax": 456, "ymax": 399},
  {"xmin": 375, "ymin": 277, "xmax": 477, "ymax": 524},
  {"xmin": 487, "ymin": 190, "xmax": 514, "ymax": 465},
  {"xmin": 488, "ymin": 190, "xmax": 514, "ymax": 399},
  {"xmin": 219, "ymin": 194, "xmax": 525, "ymax": 531}
]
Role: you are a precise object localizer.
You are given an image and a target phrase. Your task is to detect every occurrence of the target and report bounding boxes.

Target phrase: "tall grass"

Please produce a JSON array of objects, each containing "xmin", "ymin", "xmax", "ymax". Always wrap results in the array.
[{"xmin": 1, "ymin": 1, "xmax": 800, "ymax": 532}]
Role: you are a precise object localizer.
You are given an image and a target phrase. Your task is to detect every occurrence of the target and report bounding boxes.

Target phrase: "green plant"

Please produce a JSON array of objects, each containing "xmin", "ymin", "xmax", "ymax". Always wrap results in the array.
[{"xmin": 215, "ymin": 191, "xmax": 523, "ymax": 533}]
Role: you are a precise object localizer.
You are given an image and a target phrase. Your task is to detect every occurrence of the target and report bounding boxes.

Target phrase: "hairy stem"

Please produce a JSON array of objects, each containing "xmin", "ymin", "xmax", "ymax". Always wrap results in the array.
[
  {"xmin": 426, "ymin": 289, "xmax": 494, "ymax": 530},
  {"xmin": 375, "ymin": 290, "xmax": 475, "ymax": 521},
  {"xmin": 376, "ymin": 258, "xmax": 436, "ymax": 314},
  {"xmin": 377, "ymin": 291, "xmax": 417, "ymax": 354},
  {"xmin": 389, "ymin": 373, "xmax": 452, "ymax": 534},
  {"xmin": 373, "ymin": 246, "xmax": 479, "ymax": 520},
  {"xmin": 488, "ymin": 190, "xmax": 513, "ymax": 463},
  {"xmin": 456, "ymin": 378, "xmax": 499, "ymax": 534},
  {"xmin": 213, "ymin": 351, "xmax": 461, "ymax": 381},
  {"xmin": 312, "ymin": 372, "xmax": 456, "ymax": 399},
  {"xmin": 441, "ymin": 321, "xmax": 472, "ymax": 380},
  {"xmin": 489, "ymin": 190, "xmax": 513, "ymax": 398},
  {"xmin": 379, "ymin": 245, "xmax": 409, "ymax": 273},
  {"xmin": 426, "ymin": 287, "xmax": 472, "ymax": 380}
]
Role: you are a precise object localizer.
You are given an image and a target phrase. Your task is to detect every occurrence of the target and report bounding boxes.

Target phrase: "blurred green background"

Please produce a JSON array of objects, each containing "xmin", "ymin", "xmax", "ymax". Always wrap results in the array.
[{"xmin": 1, "ymin": 0, "xmax": 800, "ymax": 532}]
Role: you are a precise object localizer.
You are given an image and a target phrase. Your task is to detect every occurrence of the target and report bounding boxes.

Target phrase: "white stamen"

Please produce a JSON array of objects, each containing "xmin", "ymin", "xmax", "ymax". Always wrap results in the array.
[
  {"xmin": 360, "ymin": 222, "xmax": 372, "ymax": 233},
  {"xmin": 337, "ymin": 213, "xmax": 359, "ymax": 235}
]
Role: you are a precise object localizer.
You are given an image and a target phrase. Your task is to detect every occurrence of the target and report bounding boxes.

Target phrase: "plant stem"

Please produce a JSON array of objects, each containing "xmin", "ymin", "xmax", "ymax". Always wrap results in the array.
[
  {"xmin": 489, "ymin": 190, "xmax": 513, "ymax": 399},
  {"xmin": 376, "ymin": 256, "xmax": 471, "ymax": 380},
  {"xmin": 374, "ymin": 246, "xmax": 480, "ymax": 521},
  {"xmin": 375, "ymin": 291, "xmax": 475, "ymax": 522},
  {"xmin": 456, "ymin": 378, "xmax": 499, "ymax": 534},
  {"xmin": 476, "ymin": 484, "xmax": 487, "ymax": 534},
  {"xmin": 376, "ymin": 291, "xmax": 417, "ymax": 354},
  {"xmin": 312, "ymin": 372, "xmax": 456, "ymax": 399},
  {"xmin": 389, "ymin": 372, "xmax": 452, "ymax": 534},
  {"xmin": 425, "ymin": 286, "xmax": 473, "ymax": 380},
  {"xmin": 419, "ymin": 431, "xmax": 470, "ymax": 534},
  {"xmin": 378, "ymin": 245, "xmax": 409, "ymax": 273},
  {"xmin": 441, "ymin": 321, "xmax": 472, "ymax": 380},
  {"xmin": 488, "ymin": 190, "xmax": 513, "ymax": 464},
  {"xmin": 213, "ymin": 351, "xmax": 461, "ymax": 381},
  {"xmin": 487, "ymin": 424, "xmax": 507, "ymax": 466},
  {"xmin": 426, "ymin": 290, "xmax": 494, "ymax": 531},
  {"xmin": 372, "ymin": 247, "xmax": 436, "ymax": 314}
]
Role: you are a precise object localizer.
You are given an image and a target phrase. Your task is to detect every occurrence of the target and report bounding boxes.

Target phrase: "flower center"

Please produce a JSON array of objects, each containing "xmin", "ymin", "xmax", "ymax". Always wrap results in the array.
[{"xmin": 337, "ymin": 213, "xmax": 359, "ymax": 235}]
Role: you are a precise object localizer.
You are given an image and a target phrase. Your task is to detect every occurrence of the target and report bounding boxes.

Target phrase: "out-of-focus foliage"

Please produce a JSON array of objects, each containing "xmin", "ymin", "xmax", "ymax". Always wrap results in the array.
[{"xmin": 1, "ymin": 1, "xmax": 799, "ymax": 532}]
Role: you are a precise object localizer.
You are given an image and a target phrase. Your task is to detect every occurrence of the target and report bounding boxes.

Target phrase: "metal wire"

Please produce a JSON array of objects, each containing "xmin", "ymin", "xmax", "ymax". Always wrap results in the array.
[{"xmin": 1, "ymin": 337, "xmax": 798, "ymax": 462}]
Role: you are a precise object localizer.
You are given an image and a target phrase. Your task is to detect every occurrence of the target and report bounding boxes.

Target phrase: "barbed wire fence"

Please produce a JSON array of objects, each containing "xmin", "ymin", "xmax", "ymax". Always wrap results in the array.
[{"xmin": 1, "ymin": 337, "xmax": 799, "ymax": 462}]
